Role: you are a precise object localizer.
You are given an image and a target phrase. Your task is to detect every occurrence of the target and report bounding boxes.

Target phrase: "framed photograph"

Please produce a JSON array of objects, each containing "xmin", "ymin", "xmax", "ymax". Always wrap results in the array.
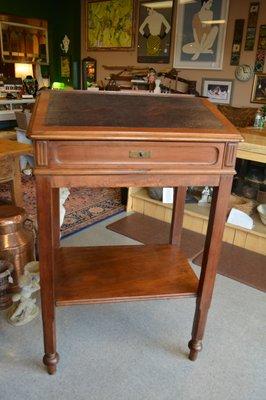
[
  {"xmin": 137, "ymin": 0, "xmax": 174, "ymax": 63},
  {"xmin": 173, "ymin": 0, "xmax": 229, "ymax": 70},
  {"xmin": 86, "ymin": 0, "xmax": 135, "ymax": 51},
  {"xmin": 251, "ymin": 73, "xmax": 266, "ymax": 104},
  {"xmin": 202, "ymin": 78, "xmax": 234, "ymax": 104}
]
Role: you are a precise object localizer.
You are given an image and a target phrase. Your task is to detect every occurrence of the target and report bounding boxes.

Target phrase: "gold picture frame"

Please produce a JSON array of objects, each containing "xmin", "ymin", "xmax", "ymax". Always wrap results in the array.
[
  {"xmin": 86, "ymin": 0, "xmax": 135, "ymax": 51},
  {"xmin": 251, "ymin": 73, "xmax": 266, "ymax": 104}
]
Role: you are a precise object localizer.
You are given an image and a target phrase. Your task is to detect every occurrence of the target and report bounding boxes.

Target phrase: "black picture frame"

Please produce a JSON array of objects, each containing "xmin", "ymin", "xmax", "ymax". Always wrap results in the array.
[{"xmin": 137, "ymin": 0, "xmax": 173, "ymax": 64}]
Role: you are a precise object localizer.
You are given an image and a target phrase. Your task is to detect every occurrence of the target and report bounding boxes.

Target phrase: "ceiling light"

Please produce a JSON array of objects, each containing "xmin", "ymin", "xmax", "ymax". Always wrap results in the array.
[
  {"xmin": 179, "ymin": 0, "xmax": 197, "ymax": 4},
  {"xmin": 201, "ymin": 20, "xmax": 226, "ymax": 24},
  {"xmin": 15, "ymin": 63, "xmax": 33, "ymax": 80},
  {"xmin": 142, "ymin": 1, "xmax": 173, "ymax": 9}
]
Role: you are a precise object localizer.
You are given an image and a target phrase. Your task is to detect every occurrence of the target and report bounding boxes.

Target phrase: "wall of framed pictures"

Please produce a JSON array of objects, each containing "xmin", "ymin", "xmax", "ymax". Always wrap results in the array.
[{"xmin": 81, "ymin": 0, "xmax": 266, "ymax": 107}]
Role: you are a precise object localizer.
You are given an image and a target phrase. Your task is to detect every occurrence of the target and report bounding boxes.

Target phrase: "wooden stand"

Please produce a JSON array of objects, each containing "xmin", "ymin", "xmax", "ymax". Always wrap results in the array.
[{"xmin": 28, "ymin": 91, "xmax": 242, "ymax": 374}]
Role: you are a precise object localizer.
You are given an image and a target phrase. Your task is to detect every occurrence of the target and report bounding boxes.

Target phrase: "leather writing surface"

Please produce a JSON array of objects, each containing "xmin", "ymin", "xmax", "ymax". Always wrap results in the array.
[{"xmin": 45, "ymin": 91, "xmax": 224, "ymax": 130}]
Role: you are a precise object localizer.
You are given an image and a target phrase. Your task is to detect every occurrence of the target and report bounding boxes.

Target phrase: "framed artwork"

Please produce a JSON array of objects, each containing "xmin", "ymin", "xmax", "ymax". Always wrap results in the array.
[
  {"xmin": 173, "ymin": 0, "xmax": 229, "ymax": 70},
  {"xmin": 254, "ymin": 24, "xmax": 266, "ymax": 72},
  {"xmin": 202, "ymin": 78, "xmax": 234, "ymax": 104},
  {"xmin": 230, "ymin": 19, "xmax": 245, "ymax": 66},
  {"xmin": 86, "ymin": 0, "xmax": 135, "ymax": 51},
  {"xmin": 251, "ymin": 73, "xmax": 266, "ymax": 104},
  {"xmin": 60, "ymin": 56, "xmax": 71, "ymax": 78},
  {"xmin": 137, "ymin": 0, "xmax": 174, "ymax": 63},
  {"xmin": 244, "ymin": 2, "xmax": 260, "ymax": 51}
]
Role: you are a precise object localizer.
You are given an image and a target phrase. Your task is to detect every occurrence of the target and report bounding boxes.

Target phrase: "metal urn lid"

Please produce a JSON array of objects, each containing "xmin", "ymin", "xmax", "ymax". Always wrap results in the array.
[{"xmin": 0, "ymin": 205, "xmax": 26, "ymax": 234}]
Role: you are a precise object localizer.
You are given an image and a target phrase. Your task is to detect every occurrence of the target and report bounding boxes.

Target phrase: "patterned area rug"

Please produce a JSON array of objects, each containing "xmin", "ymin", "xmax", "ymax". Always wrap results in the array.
[{"xmin": 0, "ymin": 175, "xmax": 125, "ymax": 237}]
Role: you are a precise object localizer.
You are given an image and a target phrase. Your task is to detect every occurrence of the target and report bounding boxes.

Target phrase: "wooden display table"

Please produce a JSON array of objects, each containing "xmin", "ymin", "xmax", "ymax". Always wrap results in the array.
[
  {"xmin": 0, "ymin": 139, "xmax": 32, "ymax": 206},
  {"xmin": 237, "ymin": 127, "xmax": 266, "ymax": 163},
  {"xmin": 28, "ymin": 90, "xmax": 242, "ymax": 374}
]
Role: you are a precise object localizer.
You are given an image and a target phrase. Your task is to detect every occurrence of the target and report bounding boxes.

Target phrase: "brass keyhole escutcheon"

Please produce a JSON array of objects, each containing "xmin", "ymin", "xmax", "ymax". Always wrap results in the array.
[{"xmin": 129, "ymin": 150, "xmax": 151, "ymax": 159}]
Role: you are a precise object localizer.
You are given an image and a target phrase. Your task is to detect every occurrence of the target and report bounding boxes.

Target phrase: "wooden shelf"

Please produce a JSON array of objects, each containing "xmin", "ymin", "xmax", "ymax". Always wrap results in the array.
[
  {"xmin": 237, "ymin": 127, "xmax": 266, "ymax": 163},
  {"xmin": 55, "ymin": 245, "xmax": 198, "ymax": 306},
  {"xmin": 128, "ymin": 188, "xmax": 266, "ymax": 255}
]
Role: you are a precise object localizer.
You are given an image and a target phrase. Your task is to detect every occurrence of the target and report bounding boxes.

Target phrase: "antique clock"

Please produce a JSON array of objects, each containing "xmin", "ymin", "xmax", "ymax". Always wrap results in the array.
[{"xmin": 235, "ymin": 64, "xmax": 253, "ymax": 82}]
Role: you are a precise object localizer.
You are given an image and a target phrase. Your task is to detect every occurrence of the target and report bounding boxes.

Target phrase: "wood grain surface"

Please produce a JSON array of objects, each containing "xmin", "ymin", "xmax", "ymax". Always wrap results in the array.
[
  {"xmin": 28, "ymin": 91, "xmax": 242, "ymax": 142},
  {"xmin": 55, "ymin": 245, "xmax": 199, "ymax": 306}
]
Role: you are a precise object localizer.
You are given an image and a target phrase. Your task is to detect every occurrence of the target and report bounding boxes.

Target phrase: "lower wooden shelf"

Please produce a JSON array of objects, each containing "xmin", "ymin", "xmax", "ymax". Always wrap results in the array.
[{"xmin": 55, "ymin": 245, "xmax": 198, "ymax": 306}]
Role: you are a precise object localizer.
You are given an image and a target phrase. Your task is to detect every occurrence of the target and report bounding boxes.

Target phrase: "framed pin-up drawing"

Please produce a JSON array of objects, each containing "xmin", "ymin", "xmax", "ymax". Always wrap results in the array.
[
  {"xmin": 86, "ymin": 0, "xmax": 135, "ymax": 51},
  {"xmin": 173, "ymin": 0, "xmax": 229, "ymax": 70},
  {"xmin": 137, "ymin": 0, "xmax": 174, "ymax": 63}
]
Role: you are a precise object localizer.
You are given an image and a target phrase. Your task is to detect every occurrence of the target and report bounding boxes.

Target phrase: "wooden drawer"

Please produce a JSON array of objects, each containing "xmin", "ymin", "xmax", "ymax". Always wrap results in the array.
[{"xmin": 40, "ymin": 141, "xmax": 225, "ymax": 171}]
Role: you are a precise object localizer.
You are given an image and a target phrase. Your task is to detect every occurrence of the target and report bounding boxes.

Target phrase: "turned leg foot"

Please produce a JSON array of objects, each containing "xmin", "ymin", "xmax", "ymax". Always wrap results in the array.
[
  {"xmin": 43, "ymin": 352, "xmax": 59, "ymax": 374},
  {"xmin": 188, "ymin": 339, "xmax": 202, "ymax": 361}
]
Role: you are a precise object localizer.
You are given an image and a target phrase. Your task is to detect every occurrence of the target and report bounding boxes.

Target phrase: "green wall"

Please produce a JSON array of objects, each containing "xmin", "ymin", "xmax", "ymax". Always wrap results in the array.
[{"xmin": 0, "ymin": 0, "xmax": 81, "ymax": 86}]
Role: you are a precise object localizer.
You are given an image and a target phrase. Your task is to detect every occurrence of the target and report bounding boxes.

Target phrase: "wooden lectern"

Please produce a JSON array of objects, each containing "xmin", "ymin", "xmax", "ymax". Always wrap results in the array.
[{"xmin": 28, "ymin": 91, "xmax": 242, "ymax": 374}]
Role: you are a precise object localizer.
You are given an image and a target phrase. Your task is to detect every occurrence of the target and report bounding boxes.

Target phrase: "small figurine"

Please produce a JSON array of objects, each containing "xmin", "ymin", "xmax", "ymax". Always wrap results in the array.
[
  {"xmin": 8, "ymin": 261, "xmax": 40, "ymax": 326},
  {"xmin": 60, "ymin": 35, "xmax": 70, "ymax": 53},
  {"xmin": 198, "ymin": 186, "xmax": 212, "ymax": 204},
  {"xmin": 147, "ymin": 68, "xmax": 157, "ymax": 92},
  {"xmin": 154, "ymin": 78, "xmax": 161, "ymax": 94}
]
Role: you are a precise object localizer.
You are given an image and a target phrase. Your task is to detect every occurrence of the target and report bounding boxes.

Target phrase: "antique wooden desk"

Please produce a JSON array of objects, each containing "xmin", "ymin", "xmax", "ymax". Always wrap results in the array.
[{"xmin": 29, "ymin": 91, "xmax": 242, "ymax": 374}]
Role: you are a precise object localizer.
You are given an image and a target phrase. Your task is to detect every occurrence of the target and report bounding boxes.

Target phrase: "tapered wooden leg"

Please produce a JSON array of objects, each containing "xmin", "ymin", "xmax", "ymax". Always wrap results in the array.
[
  {"xmin": 169, "ymin": 187, "xmax": 187, "ymax": 248},
  {"xmin": 36, "ymin": 177, "xmax": 60, "ymax": 374},
  {"xmin": 189, "ymin": 176, "xmax": 233, "ymax": 361}
]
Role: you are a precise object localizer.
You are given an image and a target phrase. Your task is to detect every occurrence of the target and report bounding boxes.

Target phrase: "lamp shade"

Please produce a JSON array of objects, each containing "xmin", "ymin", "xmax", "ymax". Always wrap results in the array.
[{"xmin": 15, "ymin": 63, "xmax": 33, "ymax": 79}]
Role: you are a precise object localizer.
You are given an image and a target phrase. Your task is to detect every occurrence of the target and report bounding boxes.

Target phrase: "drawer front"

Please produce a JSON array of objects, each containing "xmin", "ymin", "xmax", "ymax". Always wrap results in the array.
[{"xmin": 45, "ymin": 141, "xmax": 225, "ymax": 171}]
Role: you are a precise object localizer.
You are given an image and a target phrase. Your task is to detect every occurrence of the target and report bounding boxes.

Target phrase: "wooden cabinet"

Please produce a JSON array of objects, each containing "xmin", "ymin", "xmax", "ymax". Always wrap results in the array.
[{"xmin": 29, "ymin": 90, "xmax": 241, "ymax": 374}]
